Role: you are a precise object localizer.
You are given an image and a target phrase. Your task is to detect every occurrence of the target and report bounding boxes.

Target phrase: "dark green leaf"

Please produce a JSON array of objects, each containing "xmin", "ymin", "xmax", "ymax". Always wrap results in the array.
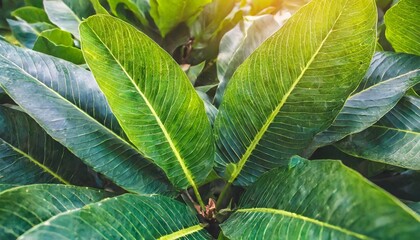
[
  {"xmin": 214, "ymin": 0, "xmax": 377, "ymax": 186},
  {"xmin": 19, "ymin": 194, "xmax": 211, "ymax": 239},
  {"xmin": 80, "ymin": 15, "xmax": 214, "ymax": 191},
  {"xmin": 0, "ymin": 184, "xmax": 111, "ymax": 239},
  {"xmin": 0, "ymin": 41, "xmax": 174, "ymax": 195},
  {"xmin": 222, "ymin": 157, "xmax": 420, "ymax": 239},
  {"xmin": 107, "ymin": 0, "xmax": 149, "ymax": 26},
  {"xmin": 7, "ymin": 19, "xmax": 55, "ymax": 48},
  {"xmin": 336, "ymin": 96, "xmax": 420, "ymax": 169},
  {"xmin": 11, "ymin": 6, "xmax": 51, "ymax": 24}
]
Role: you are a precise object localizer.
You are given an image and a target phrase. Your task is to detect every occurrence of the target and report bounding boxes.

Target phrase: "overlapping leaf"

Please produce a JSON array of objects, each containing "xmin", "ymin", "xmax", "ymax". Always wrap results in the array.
[
  {"xmin": 222, "ymin": 157, "xmax": 420, "ymax": 239},
  {"xmin": 80, "ymin": 16, "xmax": 214, "ymax": 191},
  {"xmin": 7, "ymin": 19, "xmax": 54, "ymax": 48},
  {"xmin": 0, "ymin": 105, "xmax": 95, "ymax": 186},
  {"xmin": 19, "ymin": 194, "xmax": 211, "ymax": 239},
  {"xmin": 0, "ymin": 184, "xmax": 111, "ymax": 239},
  {"xmin": 336, "ymin": 96, "xmax": 420, "ymax": 169},
  {"xmin": 43, "ymin": 0, "xmax": 95, "ymax": 38},
  {"xmin": 0, "ymin": 41, "xmax": 174, "ymax": 195},
  {"xmin": 304, "ymin": 52, "xmax": 420, "ymax": 155},
  {"xmin": 385, "ymin": 0, "xmax": 420, "ymax": 56},
  {"xmin": 213, "ymin": 0, "xmax": 377, "ymax": 186}
]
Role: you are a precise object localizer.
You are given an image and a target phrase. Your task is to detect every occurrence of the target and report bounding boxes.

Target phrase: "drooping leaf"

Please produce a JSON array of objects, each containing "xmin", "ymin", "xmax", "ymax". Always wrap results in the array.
[
  {"xmin": 0, "ymin": 105, "xmax": 96, "ymax": 186},
  {"xmin": 304, "ymin": 52, "xmax": 420, "ymax": 155},
  {"xmin": 90, "ymin": 0, "xmax": 109, "ymax": 14},
  {"xmin": 150, "ymin": 0, "xmax": 212, "ymax": 37},
  {"xmin": 33, "ymin": 29, "xmax": 85, "ymax": 64},
  {"xmin": 7, "ymin": 19, "xmax": 55, "ymax": 48},
  {"xmin": 336, "ymin": 96, "xmax": 420, "ymax": 169},
  {"xmin": 0, "ymin": 184, "xmax": 112, "ymax": 239},
  {"xmin": 213, "ymin": 0, "xmax": 377, "ymax": 186},
  {"xmin": 214, "ymin": 14, "xmax": 281, "ymax": 106},
  {"xmin": 11, "ymin": 6, "xmax": 51, "ymax": 24},
  {"xmin": 107, "ymin": 0, "xmax": 149, "ymax": 26},
  {"xmin": 43, "ymin": 0, "xmax": 95, "ymax": 39},
  {"xmin": 221, "ymin": 157, "xmax": 420, "ymax": 239},
  {"xmin": 19, "ymin": 194, "xmax": 211, "ymax": 239},
  {"xmin": 385, "ymin": 0, "xmax": 420, "ymax": 56},
  {"xmin": 80, "ymin": 15, "xmax": 214, "ymax": 191},
  {"xmin": 0, "ymin": 41, "xmax": 174, "ymax": 195}
]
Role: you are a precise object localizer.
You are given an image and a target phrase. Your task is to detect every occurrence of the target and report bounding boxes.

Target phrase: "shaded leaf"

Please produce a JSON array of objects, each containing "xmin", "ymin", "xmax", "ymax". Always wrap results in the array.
[
  {"xmin": 0, "ymin": 41, "xmax": 174, "ymax": 195},
  {"xmin": 336, "ymin": 96, "xmax": 420, "ymax": 169},
  {"xmin": 107, "ymin": 0, "xmax": 149, "ymax": 26},
  {"xmin": 385, "ymin": 0, "xmax": 420, "ymax": 56},
  {"xmin": 150, "ymin": 0, "xmax": 211, "ymax": 37},
  {"xmin": 19, "ymin": 194, "xmax": 211, "ymax": 239},
  {"xmin": 7, "ymin": 19, "xmax": 55, "ymax": 48},
  {"xmin": 80, "ymin": 15, "xmax": 214, "ymax": 191},
  {"xmin": 213, "ymin": 0, "xmax": 377, "ymax": 186},
  {"xmin": 0, "ymin": 184, "xmax": 111, "ymax": 239},
  {"xmin": 11, "ymin": 6, "xmax": 51, "ymax": 24},
  {"xmin": 43, "ymin": 0, "xmax": 95, "ymax": 39},
  {"xmin": 305, "ymin": 52, "xmax": 420, "ymax": 155},
  {"xmin": 0, "ymin": 105, "xmax": 96, "ymax": 186},
  {"xmin": 222, "ymin": 157, "xmax": 420, "ymax": 239}
]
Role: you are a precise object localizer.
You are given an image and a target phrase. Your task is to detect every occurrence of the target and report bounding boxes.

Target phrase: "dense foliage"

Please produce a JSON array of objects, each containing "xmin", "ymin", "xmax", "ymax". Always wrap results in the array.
[{"xmin": 0, "ymin": 0, "xmax": 419, "ymax": 239}]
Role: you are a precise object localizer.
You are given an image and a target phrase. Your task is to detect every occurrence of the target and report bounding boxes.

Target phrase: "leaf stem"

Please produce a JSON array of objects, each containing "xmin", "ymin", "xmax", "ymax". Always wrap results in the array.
[
  {"xmin": 216, "ymin": 182, "xmax": 232, "ymax": 210},
  {"xmin": 192, "ymin": 185, "xmax": 206, "ymax": 211}
]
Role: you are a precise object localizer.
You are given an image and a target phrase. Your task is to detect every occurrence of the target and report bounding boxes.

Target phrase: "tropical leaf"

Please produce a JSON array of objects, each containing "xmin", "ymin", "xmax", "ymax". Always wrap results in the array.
[
  {"xmin": 0, "ymin": 41, "xmax": 174, "ymax": 195},
  {"xmin": 304, "ymin": 52, "xmax": 420, "ymax": 155},
  {"xmin": 107, "ymin": 0, "xmax": 149, "ymax": 26},
  {"xmin": 80, "ymin": 15, "xmax": 214, "ymax": 193},
  {"xmin": 221, "ymin": 157, "xmax": 420, "ymax": 239},
  {"xmin": 0, "ymin": 184, "xmax": 17, "ymax": 192},
  {"xmin": 33, "ymin": 28, "xmax": 85, "ymax": 64},
  {"xmin": 213, "ymin": 0, "xmax": 377, "ymax": 186},
  {"xmin": 214, "ymin": 14, "xmax": 281, "ymax": 106},
  {"xmin": 43, "ymin": 0, "xmax": 95, "ymax": 39},
  {"xmin": 0, "ymin": 184, "xmax": 112, "ymax": 239},
  {"xmin": 11, "ymin": 6, "xmax": 51, "ymax": 24},
  {"xmin": 385, "ymin": 0, "xmax": 420, "ymax": 56},
  {"xmin": 150, "ymin": 0, "xmax": 212, "ymax": 37},
  {"xmin": 7, "ymin": 19, "xmax": 55, "ymax": 48},
  {"xmin": 336, "ymin": 96, "xmax": 420, "ymax": 169},
  {"xmin": 90, "ymin": 0, "xmax": 109, "ymax": 15},
  {"xmin": 19, "ymin": 194, "xmax": 211, "ymax": 239},
  {"xmin": 0, "ymin": 105, "xmax": 96, "ymax": 186}
]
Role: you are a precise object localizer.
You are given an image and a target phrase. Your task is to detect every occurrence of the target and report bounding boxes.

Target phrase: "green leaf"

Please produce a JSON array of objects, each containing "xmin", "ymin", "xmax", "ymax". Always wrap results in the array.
[
  {"xmin": 0, "ymin": 184, "xmax": 18, "ymax": 192},
  {"xmin": 19, "ymin": 194, "xmax": 211, "ymax": 239},
  {"xmin": 80, "ymin": 15, "xmax": 214, "ymax": 192},
  {"xmin": 385, "ymin": 0, "xmax": 420, "ymax": 56},
  {"xmin": 11, "ymin": 6, "xmax": 51, "ymax": 24},
  {"xmin": 150, "ymin": 0, "xmax": 212, "ymax": 37},
  {"xmin": 90, "ymin": 0, "xmax": 109, "ymax": 14},
  {"xmin": 0, "ymin": 184, "xmax": 111, "ymax": 239},
  {"xmin": 107, "ymin": 0, "xmax": 149, "ymax": 26},
  {"xmin": 0, "ymin": 105, "xmax": 96, "ymax": 186},
  {"xmin": 43, "ymin": 0, "xmax": 95, "ymax": 39},
  {"xmin": 221, "ymin": 158, "xmax": 420, "ymax": 239},
  {"xmin": 0, "ymin": 41, "xmax": 174, "ymax": 195},
  {"xmin": 336, "ymin": 96, "xmax": 420, "ymax": 169},
  {"xmin": 7, "ymin": 19, "xmax": 55, "ymax": 48},
  {"xmin": 213, "ymin": 0, "xmax": 377, "ymax": 186},
  {"xmin": 33, "ymin": 29, "xmax": 85, "ymax": 64},
  {"xmin": 305, "ymin": 52, "xmax": 420, "ymax": 155},
  {"xmin": 214, "ymin": 14, "xmax": 281, "ymax": 106}
]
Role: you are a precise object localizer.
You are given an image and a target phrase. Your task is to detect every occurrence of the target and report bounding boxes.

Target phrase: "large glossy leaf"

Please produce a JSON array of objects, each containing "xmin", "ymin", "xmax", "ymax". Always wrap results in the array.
[
  {"xmin": 385, "ymin": 0, "xmax": 420, "ymax": 56},
  {"xmin": 0, "ymin": 105, "xmax": 96, "ymax": 186},
  {"xmin": 0, "ymin": 41, "xmax": 174, "ymax": 195},
  {"xmin": 150, "ymin": 0, "xmax": 211, "ymax": 37},
  {"xmin": 304, "ymin": 52, "xmax": 420, "ymax": 155},
  {"xmin": 336, "ymin": 96, "xmax": 420, "ymax": 169},
  {"xmin": 214, "ymin": 14, "xmax": 281, "ymax": 106},
  {"xmin": 221, "ymin": 157, "xmax": 420, "ymax": 239},
  {"xmin": 213, "ymin": 0, "xmax": 377, "ymax": 186},
  {"xmin": 19, "ymin": 194, "xmax": 211, "ymax": 239},
  {"xmin": 80, "ymin": 16, "xmax": 214, "ymax": 191},
  {"xmin": 43, "ymin": 0, "xmax": 95, "ymax": 39},
  {"xmin": 0, "ymin": 184, "xmax": 111, "ymax": 239}
]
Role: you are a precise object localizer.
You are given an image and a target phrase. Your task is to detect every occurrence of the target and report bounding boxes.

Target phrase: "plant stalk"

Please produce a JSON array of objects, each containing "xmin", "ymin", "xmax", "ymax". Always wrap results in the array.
[
  {"xmin": 216, "ymin": 182, "xmax": 232, "ymax": 210},
  {"xmin": 192, "ymin": 185, "xmax": 206, "ymax": 211}
]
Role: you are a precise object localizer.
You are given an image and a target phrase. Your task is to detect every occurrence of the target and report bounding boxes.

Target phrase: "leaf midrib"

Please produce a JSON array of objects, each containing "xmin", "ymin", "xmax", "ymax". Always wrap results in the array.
[
  {"xmin": 158, "ymin": 224, "xmax": 204, "ymax": 240},
  {"xmin": 83, "ymin": 23, "xmax": 198, "ymax": 190},
  {"xmin": 372, "ymin": 125, "xmax": 420, "ymax": 135},
  {"xmin": 228, "ymin": 1, "xmax": 349, "ymax": 184},
  {"xmin": 237, "ymin": 208, "xmax": 373, "ymax": 240}
]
